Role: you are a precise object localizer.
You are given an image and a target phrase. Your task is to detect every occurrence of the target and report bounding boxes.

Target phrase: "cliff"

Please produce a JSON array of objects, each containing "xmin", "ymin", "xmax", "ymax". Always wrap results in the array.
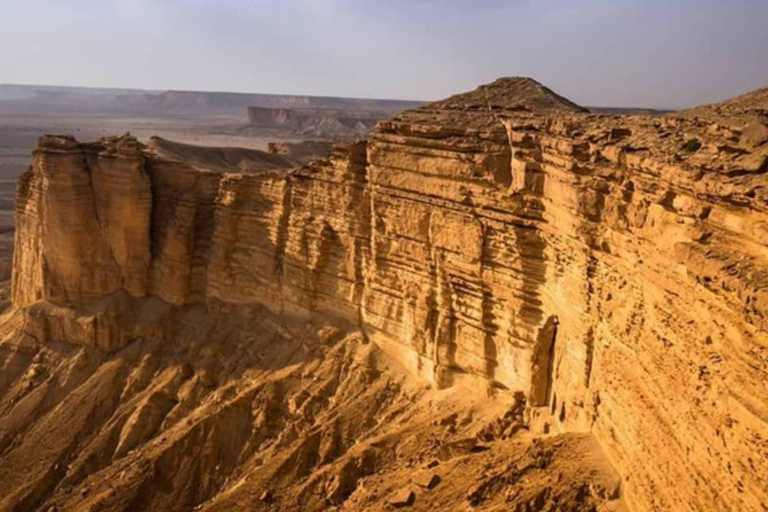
[
  {"xmin": 5, "ymin": 77, "xmax": 768, "ymax": 511},
  {"xmin": 247, "ymin": 107, "xmax": 390, "ymax": 138}
]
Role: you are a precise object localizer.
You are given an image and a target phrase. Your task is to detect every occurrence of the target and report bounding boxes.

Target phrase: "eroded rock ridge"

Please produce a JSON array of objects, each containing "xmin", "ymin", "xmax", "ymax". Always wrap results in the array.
[{"xmin": 10, "ymin": 77, "xmax": 768, "ymax": 511}]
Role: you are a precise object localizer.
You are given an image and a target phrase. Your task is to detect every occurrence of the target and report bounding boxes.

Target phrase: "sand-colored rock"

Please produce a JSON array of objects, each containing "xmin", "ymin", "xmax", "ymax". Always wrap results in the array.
[
  {"xmin": 247, "ymin": 106, "xmax": 388, "ymax": 139},
  {"xmin": 4, "ymin": 77, "xmax": 768, "ymax": 511},
  {"xmin": 12, "ymin": 134, "xmax": 151, "ymax": 304}
]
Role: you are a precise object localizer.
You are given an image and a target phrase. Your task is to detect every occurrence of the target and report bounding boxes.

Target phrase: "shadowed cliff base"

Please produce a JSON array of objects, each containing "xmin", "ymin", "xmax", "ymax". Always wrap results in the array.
[
  {"xmin": 1, "ymin": 77, "xmax": 767, "ymax": 511},
  {"xmin": 0, "ymin": 296, "xmax": 623, "ymax": 511}
]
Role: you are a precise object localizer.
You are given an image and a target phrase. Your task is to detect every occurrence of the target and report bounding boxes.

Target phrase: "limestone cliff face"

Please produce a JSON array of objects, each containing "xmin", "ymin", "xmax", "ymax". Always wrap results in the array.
[{"xmin": 11, "ymin": 78, "xmax": 768, "ymax": 511}]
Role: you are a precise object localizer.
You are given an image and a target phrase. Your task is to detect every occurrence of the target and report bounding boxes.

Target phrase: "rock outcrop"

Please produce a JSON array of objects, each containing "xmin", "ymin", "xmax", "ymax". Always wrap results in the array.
[
  {"xmin": 267, "ymin": 140, "xmax": 334, "ymax": 163},
  {"xmin": 247, "ymin": 107, "xmax": 388, "ymax": 138},
  {"xmin": 7, "ymin": 77, "xmax": 768, "ymax": 511}
]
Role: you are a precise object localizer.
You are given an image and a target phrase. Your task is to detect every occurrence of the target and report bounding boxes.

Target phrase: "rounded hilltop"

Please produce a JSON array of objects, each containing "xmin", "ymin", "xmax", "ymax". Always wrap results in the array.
[
  {"xmin": 426, "ymin": 76, "xmax": 588, "ymax": 114},
  {"xmin": 681, "ymin": 85, "xmax": 768, "ymax": 123}
]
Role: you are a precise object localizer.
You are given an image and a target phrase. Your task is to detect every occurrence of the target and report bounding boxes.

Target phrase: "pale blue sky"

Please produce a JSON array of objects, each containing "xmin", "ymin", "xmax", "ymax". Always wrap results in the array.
[{"xmin": 0, "ymin": 0, "xmax": 766, "ymax": 108}]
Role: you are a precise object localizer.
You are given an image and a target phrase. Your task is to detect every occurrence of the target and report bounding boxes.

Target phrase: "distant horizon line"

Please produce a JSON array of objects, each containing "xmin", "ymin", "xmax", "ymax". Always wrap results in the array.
[
  {"xmin": 0, "ymin": 82, "xmax": 428, "ymax": 105},
  {"xmin": 4, "ymin": 79, "xmax": 759, "ymax": 112}
]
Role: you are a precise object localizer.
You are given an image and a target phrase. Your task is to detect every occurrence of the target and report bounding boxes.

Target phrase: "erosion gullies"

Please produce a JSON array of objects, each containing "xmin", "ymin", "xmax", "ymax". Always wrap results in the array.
[
  {"xmin": 3, "ymin": 77, "xmax": 768, "ymax": 511},
  {"xmin": 0, "ymin": 300, "xmax": 621, "ymax": 511},
  {"xmin": 246, "ymin": 107, "xmax": 388, "ymax": 139}
]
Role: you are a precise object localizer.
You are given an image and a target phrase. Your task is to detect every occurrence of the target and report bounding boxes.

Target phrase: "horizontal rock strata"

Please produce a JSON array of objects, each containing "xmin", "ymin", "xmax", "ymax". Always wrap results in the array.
[{"xmin": 10, "ymin": 78, "xmax": 768, "ymax": 511}]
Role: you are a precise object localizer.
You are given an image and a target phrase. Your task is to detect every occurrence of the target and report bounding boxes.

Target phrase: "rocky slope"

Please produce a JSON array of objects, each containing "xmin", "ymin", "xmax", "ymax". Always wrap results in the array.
[
  {"xmin": 2, "ymin": 77, "xmax": 767, "ymax": 511},
  {"xmin": 246, "ymin": 107, "xmax": 390, "ymax": 139},
  {"xmin": 0, "ymin": 301, "xmax": 621, "ymax": 511}
]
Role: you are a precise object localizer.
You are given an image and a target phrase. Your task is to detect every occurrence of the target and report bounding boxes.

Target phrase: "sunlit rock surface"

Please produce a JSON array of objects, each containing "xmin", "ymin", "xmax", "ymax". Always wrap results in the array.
[{"xmin": 7, "ymin": 78, "xmax": 768, "ymax": 511}]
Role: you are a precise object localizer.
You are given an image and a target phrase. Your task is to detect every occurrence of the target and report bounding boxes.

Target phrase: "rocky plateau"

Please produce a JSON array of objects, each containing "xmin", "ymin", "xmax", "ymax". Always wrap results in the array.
[{"xmin": 0, "ymin": 77, "xmax": 766, "ymax": 511}]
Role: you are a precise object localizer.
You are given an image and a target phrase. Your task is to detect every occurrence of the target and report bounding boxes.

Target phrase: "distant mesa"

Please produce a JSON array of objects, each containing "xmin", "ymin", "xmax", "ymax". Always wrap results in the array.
[
  {"xmin": 246, "ymin": 106, "xmax": 390, "ymax": 139},
  {"xmin": 0, "ymin": 83, "xmax": 423, "ymax": 116}
]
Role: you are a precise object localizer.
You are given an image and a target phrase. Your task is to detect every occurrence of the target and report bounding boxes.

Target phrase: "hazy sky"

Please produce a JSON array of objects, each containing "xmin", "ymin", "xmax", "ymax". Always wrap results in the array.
[{"xmin": 1, "ymin": 0, "xmax": 766, "ymax": 108}]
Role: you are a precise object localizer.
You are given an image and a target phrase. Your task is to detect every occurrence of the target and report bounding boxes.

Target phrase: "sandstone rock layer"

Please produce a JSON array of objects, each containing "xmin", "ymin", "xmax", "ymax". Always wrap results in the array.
[{"xmin": 7, "ymin": 78, "xmax": 768, "ymax": 511}]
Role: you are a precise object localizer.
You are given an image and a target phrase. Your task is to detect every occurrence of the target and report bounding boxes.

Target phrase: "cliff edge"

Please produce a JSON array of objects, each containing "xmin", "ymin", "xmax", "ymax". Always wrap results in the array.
[{"xmin": 2, "ymin": 78, "xmax": 767, "ymax": 511}]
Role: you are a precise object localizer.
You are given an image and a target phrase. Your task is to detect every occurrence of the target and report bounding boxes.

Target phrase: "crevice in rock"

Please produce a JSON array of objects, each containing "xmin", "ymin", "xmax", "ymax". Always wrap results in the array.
[
  {"xmin": 530, "ymin": 315, "xmax": 558, "ymax": 407},
  {"xmin": 84, "ymin": 152, "xmax": 126, "ymax": 292},
  {"xmin": 273, "ymin": 175, "xmax": 294, "ymax": 309}
]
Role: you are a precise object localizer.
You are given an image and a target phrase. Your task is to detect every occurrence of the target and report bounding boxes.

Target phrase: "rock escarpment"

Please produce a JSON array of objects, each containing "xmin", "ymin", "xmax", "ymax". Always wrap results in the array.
[
  {"xmin": 8, "ymin": 78, "xmax": 768, "ymax": 511},
  {"xmin": 247, "ymin": 107, "xmax": 388, "ymax": 139},
  {"xmin": 13, "ymin": 134, "xmax": 152, "ymax": 305}
]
